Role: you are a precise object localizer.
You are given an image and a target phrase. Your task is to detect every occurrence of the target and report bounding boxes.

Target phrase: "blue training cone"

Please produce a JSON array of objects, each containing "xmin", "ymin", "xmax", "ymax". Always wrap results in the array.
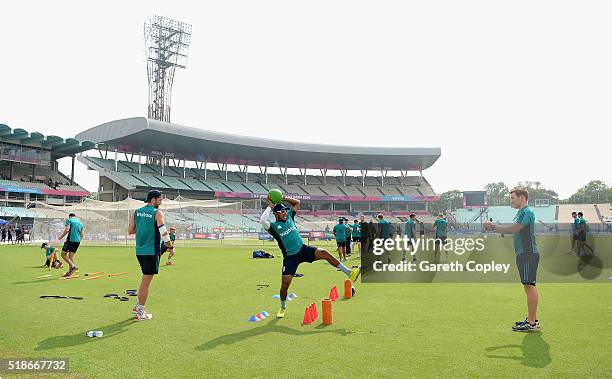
[
  {"xmin": 272, "ymin": 294, "xmax": 281, "ymax": 299},
  {"xmin": 247, "ymin": 316, "xmax": 259, "ymax": 322},
  {"xmin": 261, "ymin": 311, "xmax": 269, "ymax": 317}
]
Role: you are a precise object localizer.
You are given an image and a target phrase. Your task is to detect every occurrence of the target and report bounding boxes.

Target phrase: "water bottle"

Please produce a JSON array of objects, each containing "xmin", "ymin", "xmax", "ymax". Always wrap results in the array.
[{"xmin": 94, "ymin": 331, "xmax": 104, "ymax": 337}]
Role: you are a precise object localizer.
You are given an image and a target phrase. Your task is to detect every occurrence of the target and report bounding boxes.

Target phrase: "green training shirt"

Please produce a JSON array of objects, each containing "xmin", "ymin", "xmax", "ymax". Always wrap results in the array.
[
  {"xmin": 512, "ymin": 206, "xmax": 538, "ymax": 255},
  {"xmin": 352, "ymin": 223, "xmax": 361, "ymax": 237},
  {"xmin": 65, "ymin": 218, "xmax": 83, "ymax": 243},
  {"xmin": 405, "ymin": 220, "xmax": 416, "ymax": 237},
  {"xmin": 134, "ymin": 205, "xmax": 160, "ymax": 256},
  {"xmin": 333, "ymin": 223, "xmax": 347, "ymax": 242},
  {"xmin": 45, "ymin": 246, "xmax": 56, "ymax": 257},
  {"xmin": 268, "ymin": 209, "xmax": 303, "ymax": 256},
  {"xmin": 433, "ymin": 218, "xmax": 448, "ymax": 238}
]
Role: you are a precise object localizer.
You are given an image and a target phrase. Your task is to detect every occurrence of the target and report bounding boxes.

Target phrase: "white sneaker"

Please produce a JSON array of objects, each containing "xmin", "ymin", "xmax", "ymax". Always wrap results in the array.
[{"xmin": 134, "ymin": 312, "xmax": 153, "ymax": 321}]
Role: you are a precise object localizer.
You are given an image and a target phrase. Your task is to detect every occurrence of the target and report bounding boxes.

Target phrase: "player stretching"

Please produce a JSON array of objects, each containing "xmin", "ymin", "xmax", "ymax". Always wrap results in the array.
[
  {"xmin": 260, "ymin": 195, "xmax": 360, "ymax": 318},
  {"xmin": 57, "ymin": 213, "xmax": 84, "ymax": 277},
  {"xmin": 128, "ymin": 190, "xmax": 175, "ymax": 321},
  {"xmin": 485, "ymin": 187, "xmax": 540, "ymax": 332}
]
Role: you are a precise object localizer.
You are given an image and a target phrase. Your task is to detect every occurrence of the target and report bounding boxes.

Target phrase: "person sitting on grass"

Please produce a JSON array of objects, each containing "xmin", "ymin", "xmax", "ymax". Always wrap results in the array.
[{"xmin": 41, "ymin": 242, "xmax": 63, "ymax": 269}]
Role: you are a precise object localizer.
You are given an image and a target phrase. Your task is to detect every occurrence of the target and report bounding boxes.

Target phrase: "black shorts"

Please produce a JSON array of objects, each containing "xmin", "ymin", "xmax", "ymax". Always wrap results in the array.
[
  {"xmin": 516, "ymin": 253, "xmax": 539, "ymax": 285},
  {"xmin": 576, "ymin": 232, "xmax": 586, "ymax": 242},
  {"xmin": 336, "ymin": 241, "xmax": 346, "ymax": 248},
  {"xmin": 62, "ymin": 241, "xmax": 80, "ymax": 253},
  {"xmin": 434, "ymin": 237, "xmax": 447, "ymax": 246},
  {"xmin": 352, "ymin": 237, "xmax": 361, "ymax": 242},
  {"xmin": 137, "ymin": 254, "xmax": 160, "ymax": 275},
  {"xmin": 160, "ymin": 244, "xmax": 167, "ymax": 255},
  {"xmin": 282, "ymin": 245, "xmax": 317, "ymax": 276},
  {"xmin": 45, "ymin": 257, "xmax": 59, "ymax": 266}
]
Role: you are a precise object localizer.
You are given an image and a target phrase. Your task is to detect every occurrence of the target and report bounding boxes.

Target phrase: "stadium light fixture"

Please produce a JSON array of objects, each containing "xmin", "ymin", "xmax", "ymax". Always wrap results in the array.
[{"xmin": 144, "ymin": 15, "xmax": 192, "ymax": 122}]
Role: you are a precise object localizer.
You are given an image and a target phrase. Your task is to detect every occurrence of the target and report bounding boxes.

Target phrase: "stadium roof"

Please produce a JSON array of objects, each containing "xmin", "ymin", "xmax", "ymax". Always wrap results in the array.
[
  {"xmin": 76, "ymin": 117, "xmax": 441, "ymax": 171},
  {"xmin": 0, "ymin": 123, "xmax": 97, "ymax": 158}
]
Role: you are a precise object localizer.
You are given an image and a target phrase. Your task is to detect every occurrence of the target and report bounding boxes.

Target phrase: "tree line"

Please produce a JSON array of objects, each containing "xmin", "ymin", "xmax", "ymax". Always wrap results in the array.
[{"xmin": 429, "ymin": 180, "xmax": 611, "ymax": 214}]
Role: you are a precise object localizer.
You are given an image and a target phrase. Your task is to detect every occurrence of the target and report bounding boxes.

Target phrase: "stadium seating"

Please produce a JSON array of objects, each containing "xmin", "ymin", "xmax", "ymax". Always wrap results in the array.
[
  {"xmin": 339, "ymin": 186, "xmax": 365, "ymax": 196},
  {"xmin": 0, "ymin": 206, "xmax": 38, "ymax": 218},
  {"xmin": 320, "ymin": 186, "xmax": 345, "ymax": 196},
  {"xmin": 135, "ymin": 174, "xmax": 170, "ymax": 189},
  {"xmin": 299, "ymin": 185, "xmax": 326, "ymax": 196},
  {"xmin": 158, "ymin": 176, "xmax": 192, "ymax": 191},
  {"xmin": 379, "ymin": 186, "xmax": 402, "ymax": 196},
  {"xmin": 180, "ymin": 179, "xmax": 212, "ymax": 192},
  {"xmin": 222, "ymin": 182, "xmax": 250, "ymax": 193},
  {"xmin": 557, "ymin": 204, "xmax": 602, "ymax": 224},
  {"xmin": 359, "ymin": 186, "xmax": 383, "ymax": 196},
  {"xmin": 241, "ymin": 182, "xmax": 268, "ymax": 194},
  {"xmin": 110, "ymin": 172, "xmax": 149, "ymax": 188},
  {"xmin": 201, "ymin": 181, "xmax": 231, "ymax": 192},
  {"xmin": 78, "ymin": 157, "xmax": 438, "ymax": 198}
]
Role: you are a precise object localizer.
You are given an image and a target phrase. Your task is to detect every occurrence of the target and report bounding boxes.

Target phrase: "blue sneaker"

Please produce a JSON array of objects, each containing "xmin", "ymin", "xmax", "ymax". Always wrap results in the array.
[
  {"xmin": 515, "ymin": 317, "xmax": 539, "ymax": 326},
  {"xmin": 512, "ymin": 321, "xmax": 540, "ymax": 332}
]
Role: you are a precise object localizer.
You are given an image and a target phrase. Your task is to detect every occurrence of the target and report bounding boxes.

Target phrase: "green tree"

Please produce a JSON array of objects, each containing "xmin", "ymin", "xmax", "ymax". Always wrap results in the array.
[
  {"xmin": 429, "ymin": 190, "xmax": 463, "ymax": 215},
  {"xmin": 515, "ymin": 182, "xmax": 559, "ymax": 204},
  {"xmin": 566, "ymin": 180, "xmax": 611, "ymax": 204},
  {"xmin": 484, "ymin": 182, "xmax": 509, "ymax": 206}
]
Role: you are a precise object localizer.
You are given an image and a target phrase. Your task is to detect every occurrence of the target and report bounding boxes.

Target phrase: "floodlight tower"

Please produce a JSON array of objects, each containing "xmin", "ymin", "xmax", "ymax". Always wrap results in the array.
[{"xmin": 144, "ymin": 15, "xmax": 192, "ymax": 122}]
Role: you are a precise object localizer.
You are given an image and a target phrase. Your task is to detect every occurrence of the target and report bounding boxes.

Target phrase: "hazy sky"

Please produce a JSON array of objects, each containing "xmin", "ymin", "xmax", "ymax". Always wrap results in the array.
[{"xmin": 1, "ymin": 1, "xmax": 610, "ymax": 199}]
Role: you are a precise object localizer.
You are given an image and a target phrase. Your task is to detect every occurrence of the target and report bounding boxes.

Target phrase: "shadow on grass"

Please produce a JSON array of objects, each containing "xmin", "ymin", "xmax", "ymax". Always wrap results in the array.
[
  {"xmin": 35, "ymin": 318, "xmax": 134, "ymax": 351},
  {"xmin": 196, "ymin": 318, "xmax": 348, "ymax": 351},
  {"xmin": 485, "ymin": 332, "xmax": 551, "ymax": 368}
]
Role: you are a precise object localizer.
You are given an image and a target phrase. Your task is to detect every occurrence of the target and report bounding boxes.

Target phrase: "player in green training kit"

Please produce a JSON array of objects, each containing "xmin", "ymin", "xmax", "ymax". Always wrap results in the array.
[
  {"xmin": 160, "ymin": 226, "xmax": 176, "ymax": 265},
  {"xmin": 576, "ymin": 212, "xmax": 595, "ymax": 256},
  {"xmin": 485, "ymin": 187, "xmax": 540, "ymax": 332},
  {"xmin": 128, "ymin": 190, "xmax": 175, "ymax": 321},
  {"xmin": 403, "ymin": 214, "xmax": 418, "ymax": 262},
  {"xmin": 41, "ymin": 242, "xmax": 62, "ymax": 269},
  {"xmin": 57, "ymin": 212, "xmax": 84, "ymax": 277},
  {"xmin": 261, "ymin": 195, "xmax": 361, "ymax": 318},
  {"xmin": 333, "ymin": 218, "xmax": 348, "ymax": 261},
  {"xmin": 433, "ymin": 213, "xmax": 448, "ymax": 262},
  {"xmin": 351, "ymin": 219, "xmax": 362, "ymax": 257}
]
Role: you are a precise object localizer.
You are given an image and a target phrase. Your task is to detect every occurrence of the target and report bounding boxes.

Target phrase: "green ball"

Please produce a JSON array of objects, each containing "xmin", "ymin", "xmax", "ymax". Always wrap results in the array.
[{"xmin": 268, "ymin": 189, "xmax": 284, "ymax": 204}]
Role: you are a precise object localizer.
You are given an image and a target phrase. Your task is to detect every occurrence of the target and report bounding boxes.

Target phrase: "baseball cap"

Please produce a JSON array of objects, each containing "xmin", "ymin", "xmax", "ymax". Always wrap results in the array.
[
  {"xmin": 273, "ymin": 204, "xmax": 290, "ymax": 213},
  {"xmin": 145, "ymin": 190, "xmax": 163, "ymax": 202}
]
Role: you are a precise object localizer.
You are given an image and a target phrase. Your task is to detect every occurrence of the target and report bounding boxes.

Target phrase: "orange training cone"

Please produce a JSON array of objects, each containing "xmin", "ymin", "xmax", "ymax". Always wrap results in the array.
[
  {"xmin": 322, "ymin": 299, "xmax": 332, "ymax": 325},
  {"xmin": 311, "ymin": 302, "xmax": 319, "ymax": 321},
  {"xmin": 302, "ymin": 306, "xmax": 313, "ymax": 325},
  {"xmin": 344, "ymin": 279, "xmax": 353, "ymax": 299},
  {"xmin": 329, "ymin": 286, "xmax": 339, "ymax": 301}
]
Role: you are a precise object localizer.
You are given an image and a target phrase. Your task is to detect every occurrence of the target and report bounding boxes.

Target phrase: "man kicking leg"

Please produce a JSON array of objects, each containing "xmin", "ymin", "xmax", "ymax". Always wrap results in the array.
[{"xmin": 260, "ymin": 195, "xmax": 360, "ymax": 318}]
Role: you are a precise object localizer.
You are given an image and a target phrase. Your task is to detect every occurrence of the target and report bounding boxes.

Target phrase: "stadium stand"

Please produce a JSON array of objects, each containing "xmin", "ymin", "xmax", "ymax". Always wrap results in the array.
[
  {"xmin": 81, "ymin": 156, "xmax": 441, "ymax": 199},
  {"xmin": 557, "ymin": 204, "xmax": 603, "ymax": 225}
]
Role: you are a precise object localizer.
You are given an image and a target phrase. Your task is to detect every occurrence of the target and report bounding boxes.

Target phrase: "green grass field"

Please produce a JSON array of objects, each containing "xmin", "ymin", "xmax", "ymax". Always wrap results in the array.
[{"xmin": 1, "ymin": 240, "xmax": 611, "ymax": 378}]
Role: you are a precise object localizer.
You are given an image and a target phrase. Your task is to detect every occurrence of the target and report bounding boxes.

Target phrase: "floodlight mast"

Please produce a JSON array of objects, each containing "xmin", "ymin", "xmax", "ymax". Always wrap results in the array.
[{"xmin": 144, "ymin": 15, "xmax": 192, "ymax": 122}]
